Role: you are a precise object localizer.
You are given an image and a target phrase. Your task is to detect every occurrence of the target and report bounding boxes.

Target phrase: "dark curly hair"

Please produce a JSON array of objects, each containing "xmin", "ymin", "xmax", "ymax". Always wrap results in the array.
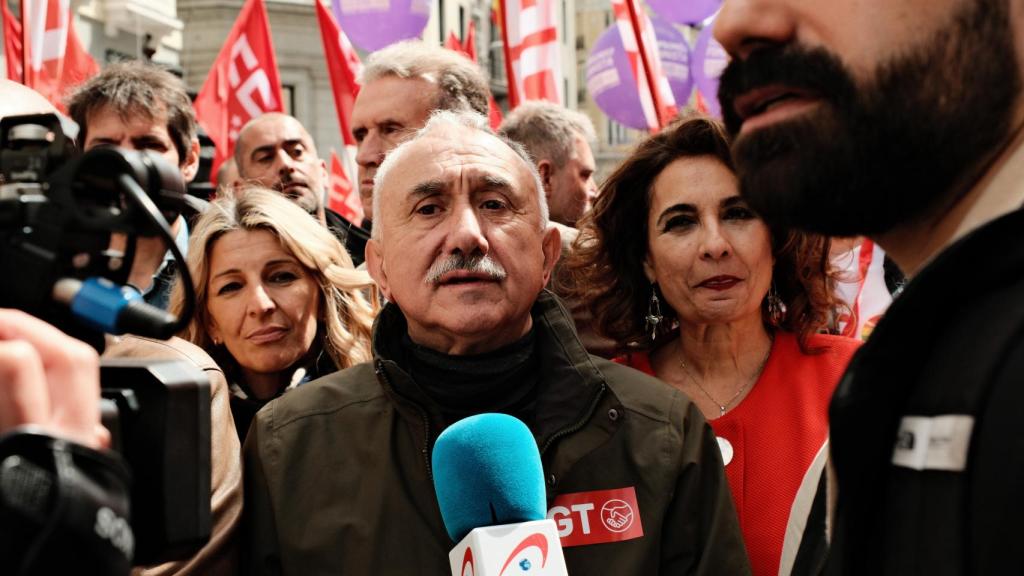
[{"xmin": 564, "ymin": 115, "xmax": 837, "ymax": 353}]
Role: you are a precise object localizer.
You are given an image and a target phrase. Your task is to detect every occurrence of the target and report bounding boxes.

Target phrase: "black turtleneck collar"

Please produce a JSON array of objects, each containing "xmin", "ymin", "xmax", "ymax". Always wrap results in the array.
[{"xmin": 398, "ymin": 329, "xmax": 540, "ymax": 427}]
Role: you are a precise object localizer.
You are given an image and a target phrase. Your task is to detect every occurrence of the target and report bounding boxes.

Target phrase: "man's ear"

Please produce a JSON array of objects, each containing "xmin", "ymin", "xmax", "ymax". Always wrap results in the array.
[
  {"xmin": 318, "ymin": 157, "xmax": 329, "ymax": 192},
  {"xmin": 537, "ymin": 159, "xmax": 555, "ymax": 197},
  {"xmin": 539, "ymin": 224, "xmax": 561, "ymax": 286},
  {"xmin": 181, "ymin": 138, "xmax": 201, "ymax": 183},
  {"xmin": 365, "ymin": 238, "xmax": 392, "ymax": 302}
]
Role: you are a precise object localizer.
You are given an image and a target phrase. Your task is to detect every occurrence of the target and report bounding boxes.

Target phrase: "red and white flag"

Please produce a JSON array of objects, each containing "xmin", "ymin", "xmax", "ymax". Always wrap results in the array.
[
  {"xmin": 610, "ymin": 0, "xmax": 676, "ymax": 130},
  {"xmin": 498, "ymin": 0, "xmax": 562, "ymax": 107},
  {"xmin": 315, "ymin": 0, "xmax": 361, "ymax": 147},
  {"xmin": 833, "ymin": 239, "xmax": 893, "ymax": 341},
  {"xmin": 3, "ymin": 1, "xmax": 23, "ymax": 81},
  {"xmin": 445, "ymin": 22, "xmax": 503, "ymax": 129},
  {"xmin": 327, "ymin": 149, "xmax": 363, "ymax": 224},
  {"xmin": 19, "ymin": 0, "xmax": 99, "ymax": 108},
  {"xmin": 194, "ymin": 0, "xmax": 283, "ymax": 176}
]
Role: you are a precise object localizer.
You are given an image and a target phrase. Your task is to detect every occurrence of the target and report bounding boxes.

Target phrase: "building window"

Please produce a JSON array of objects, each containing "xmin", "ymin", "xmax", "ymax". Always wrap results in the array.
[
  {"xmin": 607, "ymin": 120, "xmax": 631, "ymax": 146},
  {"xmin": 282, "ymin": 85, "xmax": 295, "ymax": 116}
]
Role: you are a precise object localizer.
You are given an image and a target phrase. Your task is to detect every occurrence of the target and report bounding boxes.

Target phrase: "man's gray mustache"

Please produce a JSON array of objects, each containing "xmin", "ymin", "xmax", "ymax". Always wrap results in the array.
[{"xmin": 425, "ymin": 253, "xmax": 507, "ymax": 284}]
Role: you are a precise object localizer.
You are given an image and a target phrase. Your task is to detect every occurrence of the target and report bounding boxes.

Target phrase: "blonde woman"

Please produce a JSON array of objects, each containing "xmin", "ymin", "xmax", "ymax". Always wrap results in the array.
[{"xmin": 171, "ymin": 187, "xmax": 376, "ymax": 440}]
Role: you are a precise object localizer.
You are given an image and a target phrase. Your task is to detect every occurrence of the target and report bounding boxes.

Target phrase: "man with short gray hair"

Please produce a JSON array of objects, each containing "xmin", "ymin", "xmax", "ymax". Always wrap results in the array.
[
  {"xmin": 499, "ymin": 102, "xmax": 611, "ymax": 356},
  {"xmin": 351, "ymin": 40, "xmax": 491, "ymax": 225},
  {"xmin": 243, "ymin": 110, "xmax": 750, "ymax": 575},
  {"xmin": 499, "ymin": 101, "xmax": 598, "ymax": 227}
]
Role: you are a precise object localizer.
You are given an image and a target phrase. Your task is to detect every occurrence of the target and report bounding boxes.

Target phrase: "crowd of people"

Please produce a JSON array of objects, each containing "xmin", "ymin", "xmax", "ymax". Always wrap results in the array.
[{"xmin": 3, "ymin": 0, "xmax": 1024, "ymax": 574}]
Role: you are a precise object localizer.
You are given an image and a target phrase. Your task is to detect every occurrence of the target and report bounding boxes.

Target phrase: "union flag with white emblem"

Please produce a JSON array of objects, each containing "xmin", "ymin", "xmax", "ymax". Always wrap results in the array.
[
  {"xmin": 194, "ymin": 0, "xmax": 283, "ymax": 176},
  {"xmin": 498, "ymin": 0, "xmax": 562, "ymax": 106},
  {"xmin": 610, "ymin": 0, "xmax": 677, "ymax": 130},
  {"xmin": 18, "ymin": 0, "xmax": 99, "ymax": 109}
]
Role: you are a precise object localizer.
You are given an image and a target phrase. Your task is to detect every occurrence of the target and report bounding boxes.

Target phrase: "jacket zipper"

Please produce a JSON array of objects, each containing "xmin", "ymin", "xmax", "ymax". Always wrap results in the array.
[
  {"xmin": 539, "ymin": 381, "xmax": 606, "ymax": 456},
  {"xmin": 375, "ymin": 359, "xmax": 433, "ymax": 480}
]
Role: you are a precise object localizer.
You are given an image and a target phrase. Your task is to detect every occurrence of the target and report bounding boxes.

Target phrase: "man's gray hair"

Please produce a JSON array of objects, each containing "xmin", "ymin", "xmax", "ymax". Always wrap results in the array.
[
  {"xmin": 372, "ymin": 110, "xmax": 549, "ymax": 240},
  {"xmin": 361, "ymin": 40, "xmax": 491, "ymax": 118},
  {"xmin": 498, "ymin": 101, "xmax": 596, "ymax": 167}
]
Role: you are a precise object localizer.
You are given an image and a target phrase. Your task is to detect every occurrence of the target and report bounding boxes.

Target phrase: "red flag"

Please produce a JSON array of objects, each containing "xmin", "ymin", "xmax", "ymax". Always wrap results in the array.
[
  {"xmin": 194, "ymin": 0, "xmax": 283, "ymax": 175},
  {"xmin": 694, "ymin": 90, "xmax": 709, "ymax": 114},
  {"xmin": 444, "ymin": 30, "xmax": 462, "ymax": 52},
  {"xmin": 463, "ymin": 21, "xmax": 503, "ymax": 128},
  {"xmin": 3, "ymin": 1, "xmax": 23, "ymax": 81},
  {"xmin": 443, "ymin": 21, "xmax": 503, "ymax": 129},
  {"xmin": 327, "ymin": 149, "xmax": 363, "ymax": 224},
  {"xmin": 463, "ymin": 20, "xmax": 479, "ymax": 61},
  {"xmin": 316, "ymin": 0, "xmax": 361, "ymax": 147},
  {"xmin": 20, "ymin": 0, "xmax": 98, "ymax": 109}
]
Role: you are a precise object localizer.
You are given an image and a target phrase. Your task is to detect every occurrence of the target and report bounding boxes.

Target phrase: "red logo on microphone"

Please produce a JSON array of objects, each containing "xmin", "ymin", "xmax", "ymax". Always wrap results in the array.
[
  {"xmin": 460, "ymin": 547, "xmax": 475, "ymax": 576},
  {"xmin": 498, "ymin": 533, "xmax": 549, "ymax": 575},
  {"xmin": 548, "ymin": 486, "xmax": 644, "ymax": 547}
]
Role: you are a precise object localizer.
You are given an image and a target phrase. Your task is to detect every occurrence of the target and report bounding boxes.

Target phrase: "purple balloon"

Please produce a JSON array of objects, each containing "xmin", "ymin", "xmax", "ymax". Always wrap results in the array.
[
  {"xmin": 690, "ymin": 21, "xmax": 729, "ymax": 118},
  {"xmin": 585, "ymin": 20, "xmax": 693, "ymax": 131},
  {"xmin": 649, "ymin": 0, "xmax": 721, "ymax": 25},
  {"xmin": 332, "ymin": 0, "xmax": 431, "ymax": 52}
]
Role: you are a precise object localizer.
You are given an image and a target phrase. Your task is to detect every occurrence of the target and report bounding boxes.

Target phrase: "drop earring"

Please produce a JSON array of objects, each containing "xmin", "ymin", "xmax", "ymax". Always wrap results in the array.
[
  {"xmin": 767, "ymin": 281, "xmax": 787, "ymax": 325},
  {"xmin": 644, "ymin": 283, "xmax": 664, "ymax": 340}
]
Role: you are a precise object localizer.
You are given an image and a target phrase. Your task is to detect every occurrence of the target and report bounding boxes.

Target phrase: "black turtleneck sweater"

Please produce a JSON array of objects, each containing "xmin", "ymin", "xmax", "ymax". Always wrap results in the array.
[{"xmin": 399, "ymin": 329, "xmax": 540, "ymax": 427}]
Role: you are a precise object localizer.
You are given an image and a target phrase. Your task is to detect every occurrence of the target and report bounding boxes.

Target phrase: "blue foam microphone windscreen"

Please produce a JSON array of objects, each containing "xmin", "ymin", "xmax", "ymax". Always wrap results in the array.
[{"xmin": 431, "ymin": 413, "xmax": 547, "ymax": 542}]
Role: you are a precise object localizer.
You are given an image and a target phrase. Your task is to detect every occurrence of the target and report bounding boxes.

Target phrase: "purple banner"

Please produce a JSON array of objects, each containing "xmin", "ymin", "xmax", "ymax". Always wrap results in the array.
[
  {"xmin": 332, "ymin": 0, "xmax": 431, "ymax": 52},
  {"xmin": 585, "ymin": 19, "xmax": 693, "ymax": 131},
  {"xmin": 649, "ymin": 0, "xmax": 721, "ymax": 25},
  {"xmin": 690, "ymin": 21, "xmax": 729, "ymax": 118}
]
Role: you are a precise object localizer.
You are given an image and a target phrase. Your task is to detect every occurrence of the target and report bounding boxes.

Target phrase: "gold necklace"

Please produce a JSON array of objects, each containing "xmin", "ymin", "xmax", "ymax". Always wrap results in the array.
[{"xmin": 677, "ymin": 340, "xmax": 772, "ymax": 418}]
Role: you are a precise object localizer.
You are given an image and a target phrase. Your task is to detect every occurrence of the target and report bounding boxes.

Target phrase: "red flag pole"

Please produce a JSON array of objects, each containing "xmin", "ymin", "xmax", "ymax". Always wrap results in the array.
[
  {"xmin": 623, "ymin": 0, "xmax": 664, "ymax": 129},
  {"xmin": 19, "ymin": 0, "xmax": 28, "ymax": 84},
  {"xmin": 496, "ymin": 0, "xmax": 518, "ymax": 108}
]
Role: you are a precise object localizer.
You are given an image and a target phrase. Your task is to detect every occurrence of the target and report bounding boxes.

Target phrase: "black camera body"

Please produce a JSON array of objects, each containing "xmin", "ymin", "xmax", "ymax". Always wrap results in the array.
[{"xmin": 0, "ymin": 113, "xmax": 211, "ymax": 572}]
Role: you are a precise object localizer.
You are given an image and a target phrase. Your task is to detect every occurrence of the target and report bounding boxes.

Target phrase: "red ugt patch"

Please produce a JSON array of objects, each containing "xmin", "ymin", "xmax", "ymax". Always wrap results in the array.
[{"xmin": 547, "ymin": 487, "xmax": 644, "ymax": 547}]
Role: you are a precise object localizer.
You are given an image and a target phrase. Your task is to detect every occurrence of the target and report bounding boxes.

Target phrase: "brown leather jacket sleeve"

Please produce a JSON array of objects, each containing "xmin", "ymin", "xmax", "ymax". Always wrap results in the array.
[{"xmin": 104, "ymin": 335, "xmax": 242, "ymax": 576}]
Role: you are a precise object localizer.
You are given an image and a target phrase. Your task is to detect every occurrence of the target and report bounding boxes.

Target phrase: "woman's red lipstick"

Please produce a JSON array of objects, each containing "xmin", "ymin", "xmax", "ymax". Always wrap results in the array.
[{"xmin": 697, "ymin": 275, "xmax": 742, "ymax": 290}]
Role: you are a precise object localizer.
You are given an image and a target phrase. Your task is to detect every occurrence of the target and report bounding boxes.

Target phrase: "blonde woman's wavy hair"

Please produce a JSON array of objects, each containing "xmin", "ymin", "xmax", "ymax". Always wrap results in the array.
[{"xmin": 170, "ymin": 187, "xmax": 377, "ymax": 371}]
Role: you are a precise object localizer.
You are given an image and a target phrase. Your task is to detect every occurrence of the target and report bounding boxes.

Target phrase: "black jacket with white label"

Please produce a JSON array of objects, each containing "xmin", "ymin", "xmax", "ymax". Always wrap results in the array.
[
  {"xmin": 243, "ymin": 291, "xmax": 751, "ymax": 575},
  {"xmin": 826, "ymin": 208, "xmax": 1024, "ymax": 575}
]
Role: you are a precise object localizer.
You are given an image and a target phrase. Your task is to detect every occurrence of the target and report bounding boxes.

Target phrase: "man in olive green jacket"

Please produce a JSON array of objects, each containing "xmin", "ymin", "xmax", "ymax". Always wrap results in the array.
[{"xmin": 243, "ymin": 110, "xmax": 750, "ymax": 575}]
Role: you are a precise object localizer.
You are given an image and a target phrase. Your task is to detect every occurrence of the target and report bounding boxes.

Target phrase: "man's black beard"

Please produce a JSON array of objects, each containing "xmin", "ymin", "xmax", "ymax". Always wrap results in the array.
[{"xmin": 717, "ymin": 0, "xmax": 1021, "ymax": 237}]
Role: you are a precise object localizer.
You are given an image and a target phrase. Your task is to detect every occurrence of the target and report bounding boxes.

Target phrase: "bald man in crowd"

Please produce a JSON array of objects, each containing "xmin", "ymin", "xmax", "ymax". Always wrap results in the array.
[{"xmin": 233, "ymin": 112, "xmax": 370, "ymax": 265}]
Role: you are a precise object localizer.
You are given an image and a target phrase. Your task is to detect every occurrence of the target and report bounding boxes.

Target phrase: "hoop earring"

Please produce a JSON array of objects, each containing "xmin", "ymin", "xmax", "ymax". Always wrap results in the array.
[
  {"xmin": 644, "ymin": 283, "xmax": 664, "ymax": 341},
  {"xmin": 767, "ymin": 281, "xmax": 787, "ymax": 325}
]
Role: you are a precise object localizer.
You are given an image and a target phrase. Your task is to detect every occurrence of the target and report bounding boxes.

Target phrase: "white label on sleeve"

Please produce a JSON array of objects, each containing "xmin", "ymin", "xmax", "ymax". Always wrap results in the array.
[{"xmin": 891, "ymin": 415, "xmax": 974, "ymax": 471}]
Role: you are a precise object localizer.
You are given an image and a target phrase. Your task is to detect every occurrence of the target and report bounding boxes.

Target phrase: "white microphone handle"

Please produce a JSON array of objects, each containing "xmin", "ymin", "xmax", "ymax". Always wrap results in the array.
[{"xmin": 448, "ymin": 518, "xmax": 568, "ymax": 576}]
